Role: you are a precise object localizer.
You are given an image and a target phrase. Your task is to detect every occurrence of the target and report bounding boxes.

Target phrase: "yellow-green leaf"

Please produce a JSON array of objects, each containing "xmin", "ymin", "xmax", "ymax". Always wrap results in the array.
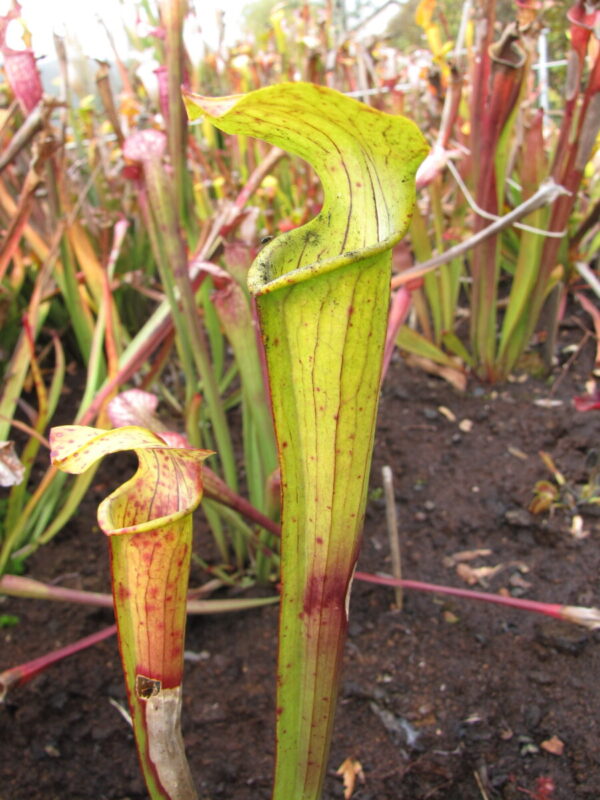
[
  {"xmin": 50, "ymin": 425, "xmax": 211, "ymax": 533},
  {"xmin": 184, "ymin": 83, "xmax": 426, "ymax": 294},
  {"xmin": 185, "ymin": 82, "xmax": 427, "ymax": 800}
]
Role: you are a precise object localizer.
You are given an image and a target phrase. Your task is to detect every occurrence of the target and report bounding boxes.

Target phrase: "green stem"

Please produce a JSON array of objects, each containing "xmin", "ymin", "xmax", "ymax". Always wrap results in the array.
[{"xmin": 144, "ymin": 159, "xmax": 238, "ymax": 491}]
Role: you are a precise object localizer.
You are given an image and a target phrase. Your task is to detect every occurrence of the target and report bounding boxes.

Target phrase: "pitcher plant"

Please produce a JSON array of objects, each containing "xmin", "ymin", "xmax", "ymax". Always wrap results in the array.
[
  {"xmin": 184, "ymin": 82, "xmax": 427, "ymax": 800},
  {"xmin": 50, "ymin": 425, "xmax": 212, "ymax": 800}
]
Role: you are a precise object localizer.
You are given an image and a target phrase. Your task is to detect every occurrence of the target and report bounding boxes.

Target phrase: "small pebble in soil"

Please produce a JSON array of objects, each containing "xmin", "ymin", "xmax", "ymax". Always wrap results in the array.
[
  {"xmin": 517, "ymin": 734, "xmax": 540, "ymax": 756},
  {"xmin": 524, "ymin": 704, "xmax": 542, "ymax": 729},
  {"xmin": 369, "ymin": 701, "xmax": 420, "ymax": 748},
  {"xmin": 534, "ymin": 620, "xmax": 589, "ymax": 655},
  {"xmin": 528, "ymin": 670, "xmax": 553, "ymax": 686},
  {"xmin": 505, "ymin": 508, "xmax": 534, "ymax": 528},
  {"xmin": 43, "ymin": 743, "xmax": 60, "ymax": 758},
  {"xmin": 49, "ymin": 691, "xmax": 68, "ymax": 711},
  {"xmin": 348, "ymin": 619, "xmax": 364, "ymax": 637},
  {"xmin": 490, "ymin": 772, "xmax": 510, "ymax": 789},
  {"xmin": 342, "ymin": 680, "xmax": 373, "ymax": 700},
  {"xmin": 500, "ymin": 621, "xmax": 519, "ymax": 634}
]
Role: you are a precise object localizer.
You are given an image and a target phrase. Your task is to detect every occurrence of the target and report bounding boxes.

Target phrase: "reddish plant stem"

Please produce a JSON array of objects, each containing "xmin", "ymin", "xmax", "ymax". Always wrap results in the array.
[
  {"xmin": 2, "ymin": 566, "xmax": 595, "ymax": 702},
  {"xmin": 469, "ymin": 0, "xmax": 496, "ymax": 185},
  {"xmin": 1, "ymin": 570, "xmax": 591, "ymax": 627},
  {"xmin": 0, "ymin": 574, "xmax": 114, "ymax": 606},
  {"xmin": 0, "ymin": 624, "xmax": 117, "ymax": 701},
  {"xmin": 354, "ymin": 571, "xmax": 567, "ymax": 620},
  {"xmin": 382, "ymin": 287, "xmax": 413, "ymax": 381}
]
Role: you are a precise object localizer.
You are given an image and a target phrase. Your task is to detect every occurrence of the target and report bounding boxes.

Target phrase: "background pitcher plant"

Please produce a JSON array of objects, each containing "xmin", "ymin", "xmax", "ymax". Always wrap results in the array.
[{"xmin": 185, "ymin": 82, "xmax": 428, "ymax": 800}]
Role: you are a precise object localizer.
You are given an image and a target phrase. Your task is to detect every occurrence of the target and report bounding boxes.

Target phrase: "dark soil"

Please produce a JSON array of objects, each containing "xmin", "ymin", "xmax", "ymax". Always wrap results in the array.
[{"xmin": 1, "ymin": 315, "xmax": 600, "ymax": 800}]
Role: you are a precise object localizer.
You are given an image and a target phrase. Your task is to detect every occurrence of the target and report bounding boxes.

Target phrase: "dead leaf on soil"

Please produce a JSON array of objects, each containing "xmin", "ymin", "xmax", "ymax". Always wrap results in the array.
[
  {"xmin": 534, "ymin": 398, "xmax": 563, "ymax": 408},
  {"xmin": 0, "ymin": 441, "xmax": 25, "ymax": 487},
  {"xmin": 456, "ymin": 563, "xmax": 504, "ymax": 586},
  {"xmin": 403, "ymin": 353, "xmax": 467, "ymax": 391},
  {"xmin": 541, "ymin": 735, "xmax": 565, "ymax": 756},
  {"xmin": 570, "ymin": 515, "xmax": 590, "ymax": 539},
  {"xmin": 437, "ymin": 405, "xmax": 457, "ymax": 422},
  {"xmin": 336, "ymin": 757, "xmax": 365, "ymax": 799},
  {"xmin": 443, "ymin": 548, "xmax": 493, "ymax": 568},
  {"xmin": 507, "ymin": 445, "xmax": 528, "ymax": 460},
  {"xmin": 443, "ymin": 610, "xmax": 460, "ymax": 623},
  {"xmin": 507, "ymin": 573, "xmax": 533, "ymax": 592}
]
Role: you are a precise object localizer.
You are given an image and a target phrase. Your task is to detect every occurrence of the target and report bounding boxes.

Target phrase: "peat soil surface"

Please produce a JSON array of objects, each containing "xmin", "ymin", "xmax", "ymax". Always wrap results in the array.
[{"xmin": 1, "ymin": 321, "xmax": 600, "ymax": 800}]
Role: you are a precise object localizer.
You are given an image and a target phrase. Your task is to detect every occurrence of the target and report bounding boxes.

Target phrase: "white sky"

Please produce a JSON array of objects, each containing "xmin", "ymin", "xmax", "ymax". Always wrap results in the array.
[{"xmin": 6, "ymin": 0, "xmax": 248, "ymax": 59}]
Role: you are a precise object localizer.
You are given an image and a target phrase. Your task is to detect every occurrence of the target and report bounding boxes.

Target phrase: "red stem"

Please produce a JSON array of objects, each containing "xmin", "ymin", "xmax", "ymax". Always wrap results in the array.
[
  {"xmin": 355, "ymin": 571, "xmax": 564, "ymax": 620},
  {"xmin": 1, "ymin": 570, "xmax": 569, "ymax": 624},
  {"xmin": 381, "ymin": 287, "xmax": 412, "ymax": 382},
  {"xmin": 0, "ymin": 624, "xmax": 117, "ymax": 700},
  {"xmin": 1, "ymin": 569, "xmax": 589, "ymax": 700}
]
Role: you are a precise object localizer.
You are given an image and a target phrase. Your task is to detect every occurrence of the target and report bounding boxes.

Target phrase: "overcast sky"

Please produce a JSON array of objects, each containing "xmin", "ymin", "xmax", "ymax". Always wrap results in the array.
[{"xmin": 7, "ymin": 0, "xmax": 247, "ymax": 59}]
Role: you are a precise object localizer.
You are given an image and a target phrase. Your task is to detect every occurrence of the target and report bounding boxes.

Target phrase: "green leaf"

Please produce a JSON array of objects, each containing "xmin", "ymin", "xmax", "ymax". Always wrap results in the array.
[
  {"xmin": 185, "ymin": 82, "xmax": 427, "ymax": 800},
  {"xmin": 397, "ymin": 325, "xmax": 461, "ymax": 368},
  {"xmin": 441, "ymin": 332, "xmax": 474, "ymax": 368}
]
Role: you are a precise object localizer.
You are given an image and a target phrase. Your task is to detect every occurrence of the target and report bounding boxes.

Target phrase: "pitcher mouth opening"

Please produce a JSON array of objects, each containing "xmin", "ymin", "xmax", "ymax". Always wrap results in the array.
[{"xmin": 248, "ymin": 228, "xmax": 409, "ymax": 297}]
